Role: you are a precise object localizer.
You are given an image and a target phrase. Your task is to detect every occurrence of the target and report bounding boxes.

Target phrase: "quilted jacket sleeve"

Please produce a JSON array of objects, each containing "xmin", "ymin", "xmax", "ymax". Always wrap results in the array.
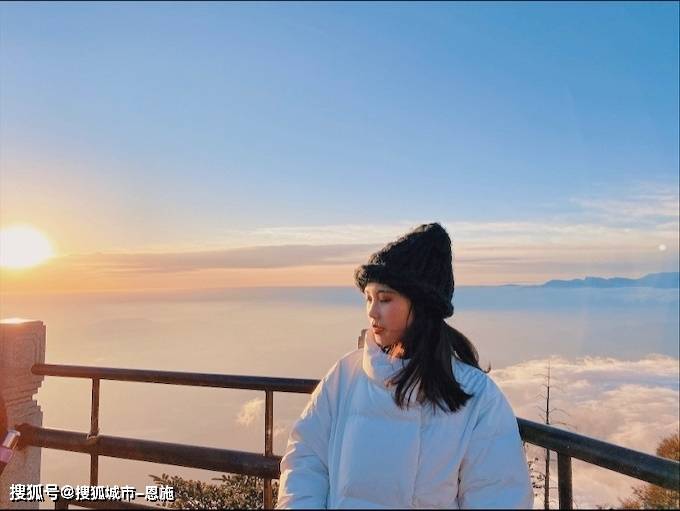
[
  {"xmin": 276, "ymin": 362, "xmax": 340, "ymax": 509},
  {"xmin": 457, "ymin": 378, "xmax": 534, "ymax": 509}
]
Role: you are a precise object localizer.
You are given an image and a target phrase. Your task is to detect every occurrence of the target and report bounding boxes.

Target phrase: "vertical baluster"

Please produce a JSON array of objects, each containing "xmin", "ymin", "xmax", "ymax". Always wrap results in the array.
[
  {"xmin": 557, "ymin": 453, "xmax": 573, "ymax": 510},
  {"xmin": 264, "ymin": 389, "xmax": 274, "ymax": 509},
  {"xmin": 544, "ymin": 448, "xmax": 550, "ymax": 509},
  {"xmin": 54, "ymin": 496, "xmax": 69, "ymax": 509},
  {"xmin": 89, "ymin": 378, "xmax": 100, "ymax": 486}
]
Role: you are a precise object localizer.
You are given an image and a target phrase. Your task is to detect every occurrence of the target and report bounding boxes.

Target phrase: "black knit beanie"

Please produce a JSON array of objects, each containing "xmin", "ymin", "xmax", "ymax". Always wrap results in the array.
[{"xmin": 354, "ymin": 222, "xmax": 455, "ymax": 318}]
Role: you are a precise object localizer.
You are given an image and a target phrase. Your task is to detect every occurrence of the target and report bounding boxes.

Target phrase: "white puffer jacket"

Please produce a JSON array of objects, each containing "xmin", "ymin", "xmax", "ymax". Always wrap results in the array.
[{"xmin": 277, "ymin": 329, "xmax": 534, "ymax": 509}]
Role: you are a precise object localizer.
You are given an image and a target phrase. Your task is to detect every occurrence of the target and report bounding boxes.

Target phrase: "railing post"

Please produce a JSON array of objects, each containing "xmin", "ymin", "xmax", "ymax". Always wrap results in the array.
[
  {"xmin": 0, "ymin": 319, "xmax": 46, "ymax": 510},
  {"xmin": 557, "ymin": 453, "xmax": 573, "ymax": 509},
  {"xmin": 88, "ymin": 379, "xmax": 100, "ymax": 485},
  {"xmin": 264, "ymin": 389, "xmax": 274, "ymax": 509}
]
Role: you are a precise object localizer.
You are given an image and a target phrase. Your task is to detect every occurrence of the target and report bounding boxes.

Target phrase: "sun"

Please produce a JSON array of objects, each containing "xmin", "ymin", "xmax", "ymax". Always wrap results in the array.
[{"xmin": 0, "ymin": 225, "xmax": 54, "ymax": 269}]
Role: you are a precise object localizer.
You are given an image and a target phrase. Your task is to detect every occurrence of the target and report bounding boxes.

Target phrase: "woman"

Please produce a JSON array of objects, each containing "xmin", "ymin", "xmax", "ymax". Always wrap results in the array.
[{"xmin": 276, "ymin": 223, "xmax": 533, "ymax": 509}]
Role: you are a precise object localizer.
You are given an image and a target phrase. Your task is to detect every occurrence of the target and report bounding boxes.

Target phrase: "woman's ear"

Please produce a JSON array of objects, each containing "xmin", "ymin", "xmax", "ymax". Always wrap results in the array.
[{"xmin": 406, "ymin": 303, "xmax": 414, "ymax": 327}]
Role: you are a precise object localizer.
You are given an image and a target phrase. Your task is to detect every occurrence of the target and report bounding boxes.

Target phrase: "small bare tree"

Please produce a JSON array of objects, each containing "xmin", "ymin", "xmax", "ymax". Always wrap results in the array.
[{"xmin": 531, "ymin": 360, "xmax": 576, "ymax": 509}]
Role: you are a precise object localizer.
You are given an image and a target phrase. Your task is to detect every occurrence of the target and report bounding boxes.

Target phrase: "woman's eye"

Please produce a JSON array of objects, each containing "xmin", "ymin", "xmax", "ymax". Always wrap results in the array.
[{"xmin": 365, "ymin": 297, "xmax": 390, "ymax": 304}]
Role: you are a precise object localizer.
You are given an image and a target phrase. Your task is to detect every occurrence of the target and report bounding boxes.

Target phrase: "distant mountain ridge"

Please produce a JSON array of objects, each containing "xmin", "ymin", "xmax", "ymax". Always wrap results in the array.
[{"xmin": 539, "ymin": 272, "xmax": 679, "ymax": 289}]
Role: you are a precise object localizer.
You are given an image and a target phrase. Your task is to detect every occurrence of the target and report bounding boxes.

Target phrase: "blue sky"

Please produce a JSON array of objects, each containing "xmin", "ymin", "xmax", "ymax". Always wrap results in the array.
[{"xmin": 0, "ymin": 2, "xmax": 677, "ymax": 288}]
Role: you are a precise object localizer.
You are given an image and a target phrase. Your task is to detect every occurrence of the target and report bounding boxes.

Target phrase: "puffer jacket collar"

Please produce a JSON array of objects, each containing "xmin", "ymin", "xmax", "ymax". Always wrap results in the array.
[{"xmin": 362, "ymin": 329, "xmax": 421, "ymax": 406}]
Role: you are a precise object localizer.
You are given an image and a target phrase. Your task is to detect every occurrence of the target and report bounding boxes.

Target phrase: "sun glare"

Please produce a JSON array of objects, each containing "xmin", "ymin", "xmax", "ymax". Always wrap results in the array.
[{"xmin": 0, "ymin": 225, "xmax": 54, "ymax": 269}]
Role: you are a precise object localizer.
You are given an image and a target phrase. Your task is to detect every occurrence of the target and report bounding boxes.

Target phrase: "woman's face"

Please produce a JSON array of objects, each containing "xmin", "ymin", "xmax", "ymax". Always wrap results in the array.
[{"xmin": 364, "ymin": 282, "xmax": 413, "ymax": 347}]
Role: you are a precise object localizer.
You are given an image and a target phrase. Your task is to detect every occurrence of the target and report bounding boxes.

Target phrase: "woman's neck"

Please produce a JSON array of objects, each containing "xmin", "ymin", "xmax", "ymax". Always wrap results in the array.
[{"xmin": 378, "ymin": 341, "xmax": 407, "ymax": 359}]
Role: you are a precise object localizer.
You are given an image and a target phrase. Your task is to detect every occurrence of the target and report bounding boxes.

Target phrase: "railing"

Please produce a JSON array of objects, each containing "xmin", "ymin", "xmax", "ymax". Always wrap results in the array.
[{"xmin": 16, "ymin": 363, "xmax": 680, "ymax": 510}]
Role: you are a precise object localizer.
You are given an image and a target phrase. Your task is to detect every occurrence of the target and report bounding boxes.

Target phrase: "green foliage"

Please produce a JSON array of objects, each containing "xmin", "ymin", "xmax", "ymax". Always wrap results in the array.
[{"xmin": 149, "ymin": 472, "xmax": 279, "ymax": 509}]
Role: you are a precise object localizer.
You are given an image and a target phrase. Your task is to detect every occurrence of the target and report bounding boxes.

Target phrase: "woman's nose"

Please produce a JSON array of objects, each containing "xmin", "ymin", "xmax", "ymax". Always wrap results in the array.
[{"xmin": 367, "ymin": 302, "xmax": 379, "ymax": 319}]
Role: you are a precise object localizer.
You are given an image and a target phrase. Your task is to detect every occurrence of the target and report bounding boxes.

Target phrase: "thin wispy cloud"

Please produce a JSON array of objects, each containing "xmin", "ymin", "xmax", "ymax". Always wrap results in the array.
[
  {"xmin": 570, "ymin": 181, "xmax": 679, "ymax": 227},
  {"xmin": 60, "ymin": 244, "xmax": 377, "ymax": 273},
  {"xmin": 65, "ymin": 180, "xmax": 679, "ymax": 254},
  {"xmin": 50, "ymin": 217, "xmax": 676, "ymax": 277}
]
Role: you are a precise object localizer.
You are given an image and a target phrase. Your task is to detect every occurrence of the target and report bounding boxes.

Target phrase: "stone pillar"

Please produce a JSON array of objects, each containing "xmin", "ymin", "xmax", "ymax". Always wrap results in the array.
[{"xmin": 0, "ymin": 319, "xmax": 46, "ymax": 510}]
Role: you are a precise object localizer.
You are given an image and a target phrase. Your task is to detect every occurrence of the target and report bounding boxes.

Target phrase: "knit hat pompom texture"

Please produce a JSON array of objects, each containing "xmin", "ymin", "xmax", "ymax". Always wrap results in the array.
[{"xmin": 354, "ymin": 222, "xmax": 455, "ymax": 318}]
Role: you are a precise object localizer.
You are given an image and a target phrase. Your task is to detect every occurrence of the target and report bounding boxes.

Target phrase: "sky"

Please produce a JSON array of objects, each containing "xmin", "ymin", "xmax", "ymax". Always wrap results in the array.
[
  {"xmin": 0, "ymin": 2, "xmax": 678, "ymax": 292},
  {"xmin": 1, "ymin": 5, "xmax": 677, "ymax": 505}
]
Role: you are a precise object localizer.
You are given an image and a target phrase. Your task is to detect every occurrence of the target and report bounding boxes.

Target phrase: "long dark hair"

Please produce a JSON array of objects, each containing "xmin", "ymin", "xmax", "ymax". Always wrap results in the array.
[{"xmin": 384, "ymin": 300, "xmax": 490, "ymax": 414}]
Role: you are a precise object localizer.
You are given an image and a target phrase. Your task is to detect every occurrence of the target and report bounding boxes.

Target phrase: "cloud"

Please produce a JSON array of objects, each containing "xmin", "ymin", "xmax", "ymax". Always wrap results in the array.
[
  {"xmin": 60, "ymin": 178, "xmax": 678, "ymax": 276},
  {"xmin": 236, "ymin": 402, "xmax": 292, "ymax": 455},
  {"xmin": 236, "ymin": 397, "xmax": 264, "ymax": 427},
  {"xmin": 274, "ymin": 423, "xmax": 289, "ymax": 439},
  {"xmin": 490, "ymin": 355, "xmax": 679, "ymax": 508},
  {"xmin": 53, "ymin": 217, "xmax": 677, "ymax": 275},
  {"xmin": 3, "ymin": 181, "xmax": 676, "ymax": 291},
  {"xmin": 569, "ymin": 180, "xmax": 679, "ymax": 227},
  {"xmin": 58, "ymin": 244, "xmax": 378, "ymax": 274}
]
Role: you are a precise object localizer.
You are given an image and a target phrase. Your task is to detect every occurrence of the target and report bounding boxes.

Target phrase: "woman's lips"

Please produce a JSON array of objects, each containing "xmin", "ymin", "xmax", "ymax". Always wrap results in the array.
[{"xmin": 372, "ymin": 327, "xmax": 385, "ymax": 334}]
